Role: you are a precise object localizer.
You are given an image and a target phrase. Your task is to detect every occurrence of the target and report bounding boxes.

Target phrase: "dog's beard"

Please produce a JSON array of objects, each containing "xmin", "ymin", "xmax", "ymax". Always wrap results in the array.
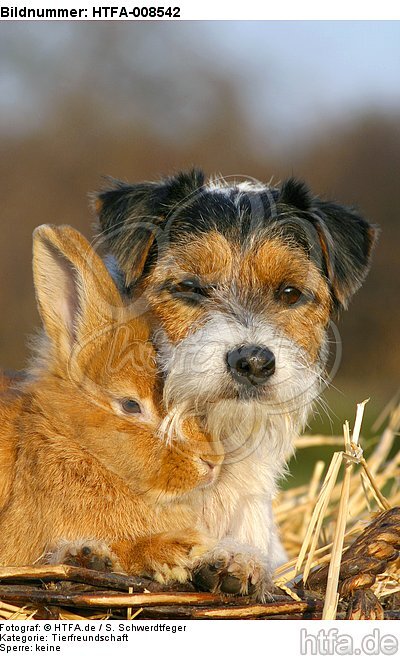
[{"xmin": 157, "ymin": 311, "xmax": 324, "ymax": 460}]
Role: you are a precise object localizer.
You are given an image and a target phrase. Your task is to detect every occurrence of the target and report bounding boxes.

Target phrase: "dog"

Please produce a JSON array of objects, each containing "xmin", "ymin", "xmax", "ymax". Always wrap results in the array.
[{"xmin": 94, "ymin": 169, "xmax": 377, "ymax": 596}]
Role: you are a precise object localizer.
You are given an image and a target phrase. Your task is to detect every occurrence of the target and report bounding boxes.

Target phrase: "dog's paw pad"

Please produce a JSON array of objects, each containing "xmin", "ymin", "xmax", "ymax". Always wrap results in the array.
[
  {"xmin": 193, "ymin": 543, "xmax": 273, "ymax": 600},
  {"xmin": 219, "ymin": 573, "xmax": 244, "ymax": 595},
  {"xmin": 192, "ymin": 563, "xmax": 221, "ymax": 591}
]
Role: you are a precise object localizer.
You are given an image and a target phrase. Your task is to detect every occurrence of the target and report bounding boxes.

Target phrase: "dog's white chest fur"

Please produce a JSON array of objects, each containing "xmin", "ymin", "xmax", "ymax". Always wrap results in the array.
[{"xmin": 193, "ymin": 403, "xmax": 300, "ymax": 569}]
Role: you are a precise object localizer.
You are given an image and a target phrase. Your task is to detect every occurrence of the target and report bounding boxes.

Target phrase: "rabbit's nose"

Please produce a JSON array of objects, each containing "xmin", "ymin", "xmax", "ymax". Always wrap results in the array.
[
  {"xmin": 200, "ymin": 457, "xmax": 218, "ymax": 471},
  {"xmin": 198, "ymin": 456, "xmax": 221, "ymax": 488}
]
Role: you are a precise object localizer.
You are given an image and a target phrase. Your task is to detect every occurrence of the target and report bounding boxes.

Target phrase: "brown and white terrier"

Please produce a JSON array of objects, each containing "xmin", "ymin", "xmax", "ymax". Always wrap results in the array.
[{"xmin": 95, "ymin": 169, "xmax": 378, "ymax": 597}]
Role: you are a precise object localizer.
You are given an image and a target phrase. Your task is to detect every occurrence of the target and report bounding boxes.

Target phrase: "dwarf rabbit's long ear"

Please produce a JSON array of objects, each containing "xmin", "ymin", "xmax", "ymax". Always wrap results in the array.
[
  {"xmin": 33, "ymin": 225, "xmax": 123, "ymax": 356},
  {"xmin": 279, "ymin": 179, "xmax": 379, "ymax": 310},
  {"xmin": 94, "ymin": 169, "xmax": 205, "ymax": 288}
]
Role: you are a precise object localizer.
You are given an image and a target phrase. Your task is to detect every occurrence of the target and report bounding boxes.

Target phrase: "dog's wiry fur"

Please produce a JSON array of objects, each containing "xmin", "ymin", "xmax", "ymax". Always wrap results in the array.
[{"xmin": 95, "ymin": 169, "xmax": 378, "ymax": 596}]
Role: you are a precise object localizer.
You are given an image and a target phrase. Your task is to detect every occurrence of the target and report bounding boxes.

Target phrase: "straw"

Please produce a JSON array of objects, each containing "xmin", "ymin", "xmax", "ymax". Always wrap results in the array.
[
  {"xmin": 1, "ymin": 398, "xmax": 399, "ymax": 620},
  {"xmin": 322, "ymin": 457, "xmax": 352, "ymax": 619}
]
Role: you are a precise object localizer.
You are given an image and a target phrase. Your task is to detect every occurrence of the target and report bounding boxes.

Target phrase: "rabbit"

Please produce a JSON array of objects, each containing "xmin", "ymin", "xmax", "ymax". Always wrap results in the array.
[
  {"xmin": 0, "ymin": 372, "xmax": 11, "ymax": 393},
  {"xmin": 0, "ymin": 225, "xmax": 223, "ymax": 584},
  {"xmin": 0, "ymin": 370, "xmax": 24, "ymax": 394}
]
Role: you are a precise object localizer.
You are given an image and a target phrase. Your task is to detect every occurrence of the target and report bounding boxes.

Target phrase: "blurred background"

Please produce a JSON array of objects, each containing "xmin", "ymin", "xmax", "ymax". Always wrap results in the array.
[{"xmin": 0, "ymin": 21, "xmax": 399, "ymax": 438}]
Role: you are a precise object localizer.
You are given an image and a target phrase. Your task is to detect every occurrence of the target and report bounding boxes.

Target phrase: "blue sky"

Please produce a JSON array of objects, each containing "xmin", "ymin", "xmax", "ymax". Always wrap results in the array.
[
  {"xmin": 203, "ymin": 22, "xmax": 400, "ymax": 139},
  {"xmin": 0, "ymin": 21, "xmax": 399, "ymax": 146}
]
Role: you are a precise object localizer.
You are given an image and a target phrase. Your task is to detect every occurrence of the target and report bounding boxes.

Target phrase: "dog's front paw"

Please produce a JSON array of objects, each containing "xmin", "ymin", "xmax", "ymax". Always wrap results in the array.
[
  {"xmin": 192, "ymin": 538, "xmax": 274, "ymax": 601},
  {"xmin": 46, "ymin": 538, "xmax": 123, "ymax": 573}
]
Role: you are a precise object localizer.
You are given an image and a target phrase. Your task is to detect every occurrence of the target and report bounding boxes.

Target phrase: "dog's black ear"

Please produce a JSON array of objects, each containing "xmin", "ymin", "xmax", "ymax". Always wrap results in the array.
[
  {"xmin": 94, "ymin": 169, "xmax": 205, "ymax": 287},
  {"xmin": 279, "ymin": 178, "xmax": 313, "ymax": 213},
  {"xmin": 279, "ymin": 179, "xmax": 378, "ymax": 309},
  {"xmin": 310, "ymin": 199, "xmax": 378, "ymax": 310},
  {"xmin": 158, "ymin": 168, "xmax": 205, "ymax": 208}
]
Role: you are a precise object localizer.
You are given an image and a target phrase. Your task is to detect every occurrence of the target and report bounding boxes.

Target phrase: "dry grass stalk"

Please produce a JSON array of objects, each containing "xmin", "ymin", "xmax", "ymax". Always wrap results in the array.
[
  {"xmin": 301, "ymin": 460, "xmax": 326, "ymax": 537},
  {"xmin": 273, "ymin": 581, "xmax": 302, "ymax": 602},
  {"xmin": 371, "ymin": 388, "xmax": 400, "ymax": 433},
  {"xmin": 283, "ymin": 403, "xmax": 367, "ymax": 589},
  {"xmin": 375, "ymin": 572, "xmax": 400, "ymax": 599},
  {"xmin": 0, "ymin": 601, "xmax": 36, "ymax": 620},
  {"xmin": 359, "ymin": 459, "xmax": 391, "ymax": 510},
  {"xmin": 322, "ymin": 458, "xmax": 353, "ymax": 619},
  {"xmin": 275, "ymin": 398, "xmax": 400, "ymax": 620},
  {"xmin": 281, "ymin": 399, "xmax": 396, "ymax": 568},
  {"xmin": 294, "ymin": 451, "xmax": 343, "ymax": 579},
  {"xmin": 58, "ymin": 610, "xmax": 110, "ymax": 620},
  {"xmin": 295, "ymin": 436, "xmax": 345, "ymax": 448}
]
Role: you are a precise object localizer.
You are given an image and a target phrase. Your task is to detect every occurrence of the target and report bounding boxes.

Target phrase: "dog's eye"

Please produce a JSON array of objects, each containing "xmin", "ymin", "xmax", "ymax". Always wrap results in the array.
[
  {"xmin": 120, "ymin": 399, "xmax": 142, "ymax": 414},
  {"xmin": 171, "ymin": 279, "xmax": 209, "ymax": 298},
  {"xmin": 277, "ymin": 286, "xmax": 303, "ymax": 306}
]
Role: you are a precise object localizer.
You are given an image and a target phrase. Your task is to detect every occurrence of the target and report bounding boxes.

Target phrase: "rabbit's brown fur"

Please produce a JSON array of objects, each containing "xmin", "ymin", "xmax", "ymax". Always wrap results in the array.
[{"xmin": 0, "ymin": 225, "xmax": 222, "ymax": 582}]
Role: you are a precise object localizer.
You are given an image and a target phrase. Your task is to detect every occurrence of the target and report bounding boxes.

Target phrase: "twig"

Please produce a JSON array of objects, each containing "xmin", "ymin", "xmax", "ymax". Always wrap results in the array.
[
  {"xmin": 0, "ymin": 565, "xmax": 167, "ymax": 592},
  {"xmin": 0, "ymin": 588, "xmax": 224, "ymax": 609}
]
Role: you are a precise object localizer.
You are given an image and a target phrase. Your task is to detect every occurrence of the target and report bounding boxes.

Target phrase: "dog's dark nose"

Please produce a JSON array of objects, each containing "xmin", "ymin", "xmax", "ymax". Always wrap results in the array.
[{"xmin": 226, "ymin": 345, "xmax": 275, "ymax": 385}]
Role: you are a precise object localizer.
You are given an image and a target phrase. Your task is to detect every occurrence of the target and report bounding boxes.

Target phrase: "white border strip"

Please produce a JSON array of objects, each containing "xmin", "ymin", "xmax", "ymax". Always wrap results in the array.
[{"xmin": 1, "ymin": 0, "xmax": 400, "ymax": 20}]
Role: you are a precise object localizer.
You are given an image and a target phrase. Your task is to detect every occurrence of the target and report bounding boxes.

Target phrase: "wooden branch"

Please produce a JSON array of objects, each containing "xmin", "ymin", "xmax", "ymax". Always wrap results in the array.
[
  {"xmin": 142, "ymin": 602, "xmax": 311, "ymax": 619},
  {"xmin": 120, "ymin": 599, "xmax": 324, "ymax": 619},
  {"xmin": 0, "ymin": 587, "xmax": 326, "ymax": 622},
  {"xmin": 188, "ymin": 601, "xmax": 313, "ymax": 619},
  {"xmin": 140, "ymin": 608, "xmax": 328, "ymax": 620},
  {"xmin": 0, "ymin": 578, "xmax": 398, "ymax": 619},
  {"xmin": 0, "ymin": 587, "xmax": 232, "ymax": 609},
  {"xmin": 0, "ymin": 565, "xmax": 176, "ymax": 593},
  {"xmin": 0, "ymin": 547, "xmax": 398, "ymax": 620}
]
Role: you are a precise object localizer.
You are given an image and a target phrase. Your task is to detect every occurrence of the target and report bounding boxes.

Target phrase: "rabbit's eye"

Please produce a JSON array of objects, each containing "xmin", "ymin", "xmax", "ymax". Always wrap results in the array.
[{"xmin": 120, "ymin": 399, "xmax": 141, "ymax": 414}]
